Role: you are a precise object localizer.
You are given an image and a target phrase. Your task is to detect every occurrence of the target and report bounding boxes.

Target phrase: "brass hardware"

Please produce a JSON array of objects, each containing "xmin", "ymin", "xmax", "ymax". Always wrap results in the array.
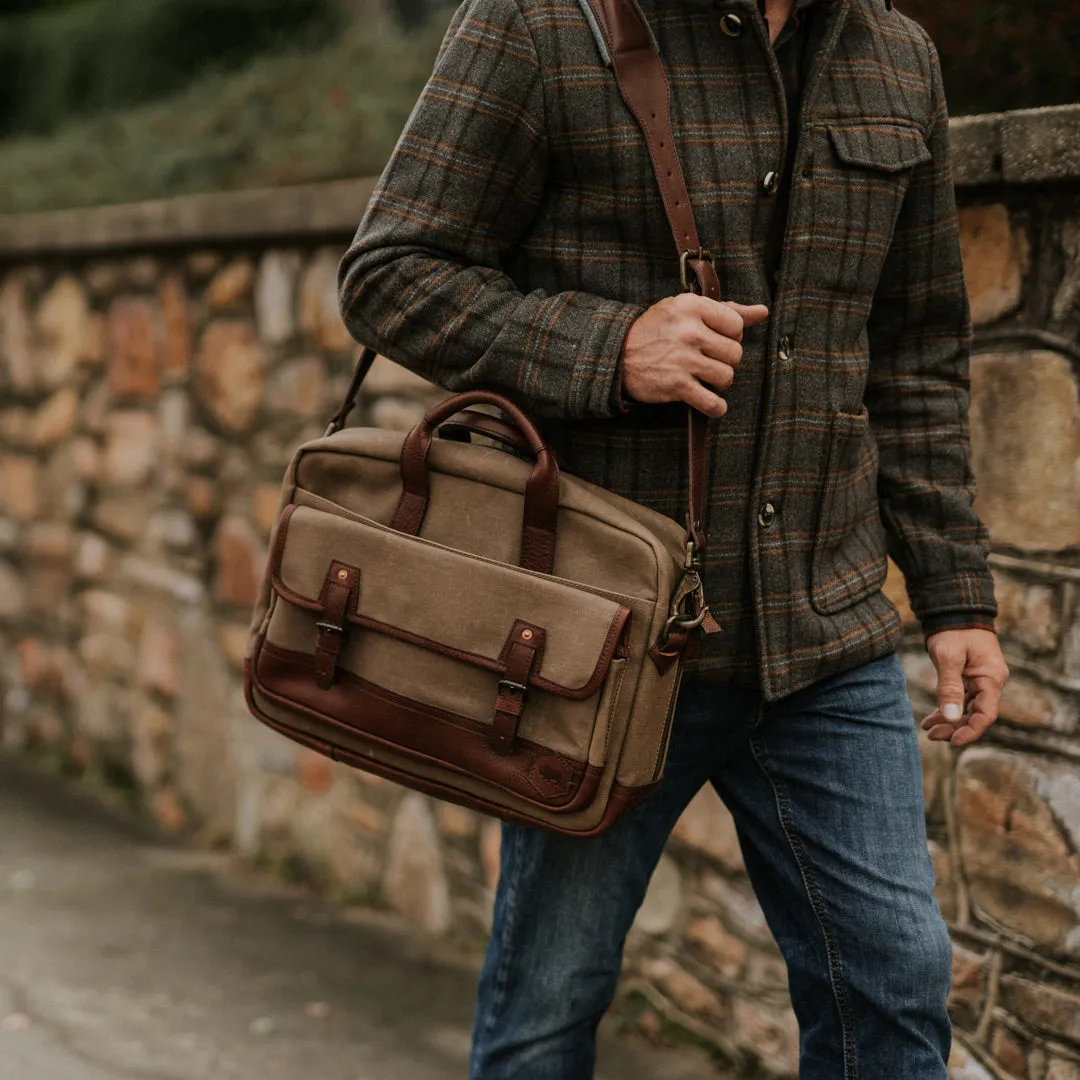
[
  {"xmin": 337, "ymin": 568, "xmax": 349, "ymax": 581},
  {"xmin": 656, "ymin": 551, "xmax": 711, "ymax": 650},
  {"xmin": 679, "ymin": 247, "xmax": 716, "ymax": 293},
  {"xmin": 521, "ymin": 629, "xmax": 534, "ymax": 641}
]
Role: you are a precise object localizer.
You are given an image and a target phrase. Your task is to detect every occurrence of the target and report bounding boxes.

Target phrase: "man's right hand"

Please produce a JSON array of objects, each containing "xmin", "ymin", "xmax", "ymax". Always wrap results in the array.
[{"xmin": 620, "ymin": 295, "xmax": 770, "ymax": 417}]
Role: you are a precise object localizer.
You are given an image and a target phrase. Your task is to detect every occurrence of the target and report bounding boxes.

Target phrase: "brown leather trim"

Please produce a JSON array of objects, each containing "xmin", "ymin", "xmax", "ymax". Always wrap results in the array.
[
  {"xmin": 271, "ymin": 501, "xmax": 299, "ymax": 572},
  {"xmin": 245, "ymin": 654, "xmax": 653, "ymax": 837},
  {"xmin": 687, "ymin": 410, "xmax": 710, "ymax": 550},
  {"xmin": 251, "ymin": 640, "xmax": 602, "ymax": 812},
  {"xmin": 496, "ymin": 618, "xmax": 548, "ymax": 671},
  {"xmin": 490, "ymin": 621, "xmax": 545, "ymax": 754},
  {"xmin": 269, "ymin": 505, "xmax": 632, "ymax": 700},
  {"xmin": 649, "ymin": 634, "xmax": 684, "ymax": 676},
  {"xmin": 313, "ymin": 560, "xmax": 360, "ymax": 690},
  {"xmin": 391, "ymin": 390, "xmax": 560, "ymax": 575}
]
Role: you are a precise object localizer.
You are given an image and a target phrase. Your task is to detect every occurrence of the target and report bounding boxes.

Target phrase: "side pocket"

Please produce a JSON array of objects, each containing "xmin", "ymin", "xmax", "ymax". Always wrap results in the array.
[
  {"xmin": 650, "ymin": 665, "xmax": 684, "ymax": 784},
  {"xmin": 587, "ymin": 657, "xmax": 628, "ymax": 768},
  {"xmin": 810, "ymin": 408, "xmax": 889, "ymax": 616}
]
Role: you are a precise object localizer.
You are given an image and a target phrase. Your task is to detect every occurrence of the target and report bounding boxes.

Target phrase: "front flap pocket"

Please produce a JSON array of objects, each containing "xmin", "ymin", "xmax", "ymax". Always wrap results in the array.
[
  {"xmin": 827, "ymin": 121, "xmax": 932, "ymax": 173},
  {"xmin": 810, "ymin": 409, "xmax": 888, "ymax": 616},
  {"xmin": 254, "ymin": 502, "xmax": 635, "ymax": 812},
  {"xmin": 268, "ymin": 503, "xmax": 631, "ymax": 698}
]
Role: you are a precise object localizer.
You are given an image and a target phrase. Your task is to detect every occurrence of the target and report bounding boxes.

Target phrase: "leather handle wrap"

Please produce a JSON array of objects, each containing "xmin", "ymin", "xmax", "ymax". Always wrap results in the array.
[
  {"xmin": 439, "ymin": 409, "xmax": 533, "ymax": 456},
  {"xmin": 391, "ymin": 390, "xmax": 561, "ymax": 575},
  {"xmin": 588, "ymin": 0, "xmax": 715, "ymax": 551}
]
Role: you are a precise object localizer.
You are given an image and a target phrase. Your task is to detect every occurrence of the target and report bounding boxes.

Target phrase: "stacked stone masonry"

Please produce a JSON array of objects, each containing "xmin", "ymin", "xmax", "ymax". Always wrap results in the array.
[{"xmin": 2, "ymin": 106, "xmax": 1080, "ymax": 1078}]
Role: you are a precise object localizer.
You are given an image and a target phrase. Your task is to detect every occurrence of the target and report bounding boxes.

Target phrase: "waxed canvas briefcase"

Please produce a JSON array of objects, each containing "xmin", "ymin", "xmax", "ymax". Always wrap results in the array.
[
  {"xmin": 244, "ymin": 380, "xmax": 702, "ymax": 835},
  {"xmin": 243, "ymin": 0, "xmax": 725, "ymax": 836}
]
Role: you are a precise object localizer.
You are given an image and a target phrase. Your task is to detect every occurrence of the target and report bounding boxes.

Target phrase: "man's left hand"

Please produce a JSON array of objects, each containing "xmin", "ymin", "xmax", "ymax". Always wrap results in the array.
[{"xmin": 922, "ymin": 628, "xmax": 1010, "ymax": 748}]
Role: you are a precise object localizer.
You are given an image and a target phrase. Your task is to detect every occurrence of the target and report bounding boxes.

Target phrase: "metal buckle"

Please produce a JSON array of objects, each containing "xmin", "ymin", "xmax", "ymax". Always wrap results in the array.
[
  {"xmin": 679, "ymin": 247, "xmax": 715, "ymax": 293},
  {"xmin": 498, "ymin": 679, "xmax": 528, "ymax": 698},
  {"xmin": 656, "ymin": 541, "xmax": 712, "ymax": 650},
  {"xmin": 315, "ymin": 622, "xmax": 345, "ymax": 636}
]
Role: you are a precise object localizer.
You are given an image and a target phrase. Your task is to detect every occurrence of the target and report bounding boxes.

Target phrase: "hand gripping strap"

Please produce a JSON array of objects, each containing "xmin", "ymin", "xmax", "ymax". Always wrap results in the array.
[{"xmin": 584, "ymin": 0, "xmax": 714, "ymax": 551}]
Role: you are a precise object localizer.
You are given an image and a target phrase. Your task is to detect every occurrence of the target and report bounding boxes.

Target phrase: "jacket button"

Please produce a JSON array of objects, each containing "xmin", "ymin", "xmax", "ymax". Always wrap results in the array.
[
  {"xmin": 762, "ymin": 170, "xmax": 780, "ymax": 195},
  {"xmin": 758, "ymin": 502, "xmax": 777, "ymax": 528},
  {"xmin": 720, "ymin": 12, "xmax": 744, "ymax": 36},
  {"xmin": 778, "ymin": 334, "xmax": 794, "ymax": 361}
]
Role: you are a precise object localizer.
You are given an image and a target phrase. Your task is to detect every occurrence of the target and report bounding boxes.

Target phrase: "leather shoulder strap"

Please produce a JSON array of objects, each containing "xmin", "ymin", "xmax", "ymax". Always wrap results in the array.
[
  {"xmin": 335, "ymin": 1, "xmax": 716, "ymax": 553},
  {"xmin": 584, "ymin": 0, "xmax": 714, "ymax": 551}
]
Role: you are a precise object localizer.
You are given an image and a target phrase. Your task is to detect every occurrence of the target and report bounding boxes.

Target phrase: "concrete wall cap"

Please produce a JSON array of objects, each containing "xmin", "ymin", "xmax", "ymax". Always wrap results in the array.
[
  {"xmin": 0, "ymin": 178, "xmax": 375, "ymax": 260},
  {"xmin": 951, "ymin": 104, "xmax": 1080, "ymax": 187},
  {"xmin": 1, "ymin": 104, "xmax": 1080, "ymax": 257}
]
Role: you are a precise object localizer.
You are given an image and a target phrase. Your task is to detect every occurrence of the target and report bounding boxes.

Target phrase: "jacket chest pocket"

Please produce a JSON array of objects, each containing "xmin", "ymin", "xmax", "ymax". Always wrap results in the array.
[
  {"xmin": 810, "ymin": 408, "xmax": 889, "ymax": 616},
  {"xmin": 803, "ymin": 120, "xmax": 932, "ymax": 302}
]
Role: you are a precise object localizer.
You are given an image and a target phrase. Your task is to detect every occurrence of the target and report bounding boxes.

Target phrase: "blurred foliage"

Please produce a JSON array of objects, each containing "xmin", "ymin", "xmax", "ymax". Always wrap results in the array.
[
  {"xmin": 0, "ymin": 9, "xmax": 451, "ymax": 213},
  {"xmin": 1, "ymin": 1, "xmax": 1078, "ymax": 215},
  {"xmin": 0, "ymin": 0, "xmax": 345, "ymax": 138},
  {"xmin": 899, "ymin": 0, "xmax": 1080, "ymax": 115}
]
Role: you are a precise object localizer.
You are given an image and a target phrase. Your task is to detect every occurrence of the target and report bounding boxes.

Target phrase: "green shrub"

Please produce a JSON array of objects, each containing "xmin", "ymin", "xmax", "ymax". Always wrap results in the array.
[
  {"xmin": 0, "ymin": 8, "xmax": 454, "ymax": 214},
  {"xmin": 0, "ymin": 0, "xmax": 345, "ymax": 137}
]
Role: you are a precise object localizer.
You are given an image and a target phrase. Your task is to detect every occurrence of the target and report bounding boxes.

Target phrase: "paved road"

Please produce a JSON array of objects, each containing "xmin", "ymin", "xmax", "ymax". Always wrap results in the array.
[{"xmin": 0, "ymin": 761, "xmax": 722, "ymax": 1080}]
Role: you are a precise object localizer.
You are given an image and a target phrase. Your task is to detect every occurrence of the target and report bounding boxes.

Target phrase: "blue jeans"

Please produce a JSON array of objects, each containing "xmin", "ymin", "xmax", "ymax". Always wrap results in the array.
[{"xmin": 469, "ymin": 653, "xmax": 952, "ymax": 1079}]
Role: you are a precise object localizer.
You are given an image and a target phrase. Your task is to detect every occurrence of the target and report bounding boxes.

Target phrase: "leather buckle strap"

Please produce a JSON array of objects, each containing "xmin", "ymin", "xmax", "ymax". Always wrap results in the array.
[
  {"xmin": 491, "ymin": 622, "xmax": 546, "ymax": 754},
  {"xmin": 314, "ymin": 561, "xmax": 360, "ymax": 690},
  {"xmin": 588, "ymin": 0, "xmax": 719, "ymax": 584}
]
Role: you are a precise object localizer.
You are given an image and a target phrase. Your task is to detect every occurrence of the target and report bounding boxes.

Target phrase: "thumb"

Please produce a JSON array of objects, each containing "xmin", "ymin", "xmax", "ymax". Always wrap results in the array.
[
  {"xmin": 723, "ymin": 302, "xmax": 770, "ymax": 328},
  {"xmin": 930, "ymin": 640, "xmax": 966, "ymax": 723}
]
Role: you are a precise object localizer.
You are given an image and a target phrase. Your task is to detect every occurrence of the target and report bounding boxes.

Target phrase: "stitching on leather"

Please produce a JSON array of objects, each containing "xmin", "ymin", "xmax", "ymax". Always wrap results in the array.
[
  {"xmin": 749, "ymin": 733, "xmax": 858, "ymax": 1078},
  {"xmin": 247, "ymin": 654, "xmax": 626, "ymax": 838},
  {"xmin": 254, "ymin": 641, "xmax": 594, "ymax": 811}
]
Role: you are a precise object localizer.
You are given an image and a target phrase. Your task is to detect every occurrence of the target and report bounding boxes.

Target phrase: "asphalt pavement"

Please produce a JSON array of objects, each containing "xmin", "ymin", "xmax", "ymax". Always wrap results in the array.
[{"xmin": 0, "ymin": 760, "xmax": 722, "ymax": 1080}]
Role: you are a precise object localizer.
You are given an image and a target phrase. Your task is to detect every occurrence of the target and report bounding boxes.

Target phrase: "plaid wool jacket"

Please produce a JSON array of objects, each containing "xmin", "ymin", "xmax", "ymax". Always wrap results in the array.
[{"xmin": 338, "ymin": 0, "xmax": 997, "ymax": 701}]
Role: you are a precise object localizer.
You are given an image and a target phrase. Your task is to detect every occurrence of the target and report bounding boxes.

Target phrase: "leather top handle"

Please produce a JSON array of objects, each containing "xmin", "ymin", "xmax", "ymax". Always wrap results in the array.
[
  {"xmin": 439, "ymin": 409, "xmax": 533, "ymax": 457},
  {"xmin": 587, "ymin": 0, "xmax": 715, "ymax": 555},
  {"xmin": 390, "ymin": 390, "xmax": 561, "ymax": 575}
]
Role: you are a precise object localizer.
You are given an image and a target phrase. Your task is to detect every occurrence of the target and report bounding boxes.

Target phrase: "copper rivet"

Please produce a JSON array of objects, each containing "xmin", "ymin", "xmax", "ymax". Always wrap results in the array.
[
  {"xmin": 337, "ymin": 569, "xmax": 349, "ymax": 580},
  {"xmin": 521, "ymin": 629, "xmax": 533, "ymax": 640}
]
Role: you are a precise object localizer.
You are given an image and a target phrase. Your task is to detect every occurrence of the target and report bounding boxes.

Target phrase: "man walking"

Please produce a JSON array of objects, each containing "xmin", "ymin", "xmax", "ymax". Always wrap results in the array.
[{"xmin": 338, "ymin": 0, "xmax": 1010, "ymax": 1075}]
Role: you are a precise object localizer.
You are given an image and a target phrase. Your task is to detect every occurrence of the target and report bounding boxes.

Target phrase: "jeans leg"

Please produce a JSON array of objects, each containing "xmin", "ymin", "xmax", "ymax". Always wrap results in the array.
[
  {"xmin": 712, "ymin": 653, "xmax": 952, "ymax": 1080},
  {"xmin": 469, "ymin": 679, "xmax": 760, "ymax": 1080}
]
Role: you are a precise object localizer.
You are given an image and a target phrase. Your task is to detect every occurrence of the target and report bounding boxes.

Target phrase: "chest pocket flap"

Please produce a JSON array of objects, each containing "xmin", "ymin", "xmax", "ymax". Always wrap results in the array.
[{"xmin": 827, "ymin": 121, "xmax": 933, "ymax": 173}]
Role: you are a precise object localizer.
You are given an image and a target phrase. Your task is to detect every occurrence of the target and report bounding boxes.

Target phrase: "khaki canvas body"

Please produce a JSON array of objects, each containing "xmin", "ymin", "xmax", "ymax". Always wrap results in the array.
[
  {"xmin": 245, "ymin": 420, "xmax": 690, "ymax": 835},
  {"xmin": 243, "ymin": 0, "xmax": 726, "ymax": 836}
]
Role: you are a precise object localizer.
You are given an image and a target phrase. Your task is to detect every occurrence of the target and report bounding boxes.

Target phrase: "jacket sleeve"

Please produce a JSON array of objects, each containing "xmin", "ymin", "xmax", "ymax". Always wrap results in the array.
[
  {"xmin": 337, "ymin": 0, "xmax": 644, "ymax": 421},
  {"xmin": 864, "ymin": 30, "xmax": 997, "ymax": 632}
]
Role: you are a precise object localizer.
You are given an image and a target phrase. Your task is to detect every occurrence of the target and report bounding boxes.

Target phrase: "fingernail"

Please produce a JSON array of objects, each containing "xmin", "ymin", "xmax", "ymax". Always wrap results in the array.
[{"xmin": 943, "ymin": 703, "xmax": 963, "ymax": 722}]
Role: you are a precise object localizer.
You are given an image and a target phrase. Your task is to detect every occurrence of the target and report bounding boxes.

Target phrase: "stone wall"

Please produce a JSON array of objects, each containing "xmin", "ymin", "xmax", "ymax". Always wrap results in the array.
[{"xmin": 2, "ymin": 106, "xmax": 1080, "ymax": 1079}]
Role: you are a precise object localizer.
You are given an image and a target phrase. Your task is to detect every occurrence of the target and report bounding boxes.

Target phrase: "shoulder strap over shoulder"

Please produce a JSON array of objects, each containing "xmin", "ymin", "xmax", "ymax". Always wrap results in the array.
[{"xmin": 580, "ymin": 0, "xmax": 716, "ymax": 555}]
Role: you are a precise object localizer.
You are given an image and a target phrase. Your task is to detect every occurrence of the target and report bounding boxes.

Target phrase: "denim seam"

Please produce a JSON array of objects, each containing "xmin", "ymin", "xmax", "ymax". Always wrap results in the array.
[
  {"xmin": 483, "ymin": 826, "xmax": 523, "ymax": 1041},
  {"xmin": 749, "ymin": 733, "xmax": 859, "ymax": 1079}
]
